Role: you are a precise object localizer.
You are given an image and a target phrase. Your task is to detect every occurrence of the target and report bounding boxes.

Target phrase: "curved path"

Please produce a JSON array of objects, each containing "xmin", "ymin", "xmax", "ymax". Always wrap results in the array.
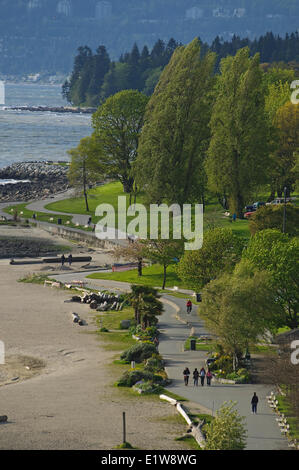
[{"xmin": 52, "ymin": 271, "xmax": 289, "ymax": 450}]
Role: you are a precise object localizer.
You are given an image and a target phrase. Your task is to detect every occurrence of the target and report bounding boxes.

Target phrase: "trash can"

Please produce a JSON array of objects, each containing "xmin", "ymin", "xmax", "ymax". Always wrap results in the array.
[
  {"xmin": 196, "ymin": 293, "xmax": 202, "ymax": 302},
  {"xmin": 190, "ymin": 339, "xmax": 196, "ymax": 351},
  {"xmin": 57, "ymin": 218, "xmax": 62, "ymax": 225}
]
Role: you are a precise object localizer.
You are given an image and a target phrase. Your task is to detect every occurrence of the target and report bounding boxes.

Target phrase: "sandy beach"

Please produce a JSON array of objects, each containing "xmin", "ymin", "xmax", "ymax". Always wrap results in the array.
[{"xmin": 0, "ymin": 227, "xmax": 188, "ymax": 450}]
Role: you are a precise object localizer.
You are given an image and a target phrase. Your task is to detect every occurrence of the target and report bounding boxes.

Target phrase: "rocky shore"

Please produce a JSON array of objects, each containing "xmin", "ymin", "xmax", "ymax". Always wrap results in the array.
[
  {"xmin": 0, "ymin": 236, "xmax": 68, "ymax": 259},
  {"xmin": 0, "ymin": 162, "xmax": 69, "ymax": 202},
  {"xmin": 8, "ymin": 106, "xmax": 96, "ymax": 114}
]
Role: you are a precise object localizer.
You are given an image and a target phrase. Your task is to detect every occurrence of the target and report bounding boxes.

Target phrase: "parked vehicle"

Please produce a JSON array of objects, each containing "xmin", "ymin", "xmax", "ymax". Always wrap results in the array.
[
  {"xmin": 244, "ymin": 211, "xmax": 254, "ymax": 219},
  {"xmin": 267, "ymin": 198, "xmax": 292, "ymax": 205},
  {"xmin": 244, "ymin": 204, "xmax": 256, "ymax": 212},
  {"xmin": 253, "ymin": 201, "xmax": 266, "ymax": 209}
]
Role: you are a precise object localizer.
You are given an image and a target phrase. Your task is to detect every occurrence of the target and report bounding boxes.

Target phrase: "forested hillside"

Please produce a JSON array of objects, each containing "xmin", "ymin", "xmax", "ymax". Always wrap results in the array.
[
  {"xmin": 0, "ymin": 0, "xmax": 299, "ymax": 76},
  {"xmin": 63, "ymin": 31, "xmax": 299, "ymax": 106}
]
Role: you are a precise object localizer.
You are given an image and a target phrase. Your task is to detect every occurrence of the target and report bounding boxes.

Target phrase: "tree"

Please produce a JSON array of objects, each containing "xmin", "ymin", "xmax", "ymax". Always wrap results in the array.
[
  {"xmin": 176, "ymin": 228, "xmax": 244, "ymax": 291},
  {"xmin": 113, "ymin": 240, "xmax": 145, "ymax": 276},
  {"xmin": 92, "ymin": 90, "xmax": 149, "ymax": 193},
  {"xmin": 204, "ymin": 401, "xmax": 247, "ymax": 450},
  {"xmin": 68, "ymin": 135, "xmax": 103, "ymax": 212},
  {"xmin": 249, "ymin": 204, "xmax": 299, "ymax": 237},
  {"xmin": 205, "ymin": 48, "xmax": 270, "ymax": 218},
  {"xmin": 243, "ymin": 229, "xmax": 299, "ymax": 329},
  {"xmin": 86, "ymin": 45, "xmax": 110, "ymax": 106},
  {"xmin": 127, "ymin": 285, "xmax": 163, "ymax": 327},
  {"xmin": 141, "ymin": 238, "xmax": 184, "ymax": 290},
  {"xmin": 200, "ymin": 260, "xmax": 283, "ymax": 368},
  {"xmin": 65, "ymin": 46, "xmax": 93, "ymax": 105},
  {"xmin": 272, "ymin": 102, "xmax": 299, "ymax": 195},
  {"xmin": 134, "ymin": 38, "xmax": 216, "ymax": 206}
]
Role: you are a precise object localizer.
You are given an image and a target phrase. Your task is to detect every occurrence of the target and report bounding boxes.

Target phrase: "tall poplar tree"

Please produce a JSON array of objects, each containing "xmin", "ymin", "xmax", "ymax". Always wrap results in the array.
[
  {"xmin": 205, "ymin": 48, "xmax": 269, "ymax": 218},
  {"xmin": 134, "ymin": 38, "xmax": 216, "ymax": 206}
]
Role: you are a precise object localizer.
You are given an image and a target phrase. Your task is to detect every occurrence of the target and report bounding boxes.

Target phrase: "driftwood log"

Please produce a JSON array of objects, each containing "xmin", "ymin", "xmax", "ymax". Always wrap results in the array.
[{"xmin": 160, "ymin": 394, "xmax": 206, "ymax": 448}]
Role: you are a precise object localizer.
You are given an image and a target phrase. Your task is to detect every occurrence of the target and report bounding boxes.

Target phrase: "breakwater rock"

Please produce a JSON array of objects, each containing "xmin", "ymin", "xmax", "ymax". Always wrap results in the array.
[
  {"xmin": 0, "ymin": 236, "xmax": 67, "ymax": 258},
  {"xmin": 8, "ymin": 106, "xmax": 96, "ymax": 114},
  {"xmin": 0, "ymin": 162, "xmax": 69, "ymax": 202}
]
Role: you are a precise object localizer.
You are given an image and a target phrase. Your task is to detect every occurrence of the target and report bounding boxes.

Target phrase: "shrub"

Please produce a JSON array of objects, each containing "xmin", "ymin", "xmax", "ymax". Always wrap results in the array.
[
  {"xmin": 117, "ymin": 369, "xmax": 165, "ymax": 387},
  {"xmin": 210, "ymin": 355, "xmax": 233, "ymax": 374},
  {"xmin": 225, "ymin": 369, "xmax": 251, "ymax": 383},
  {"xmin": 133, "ymin": 381, "xmax": 163, "ymax": 394},
  {"xmin": 144, "ymin": 354, "xmax": 164, "ymax": 372},
  {"xmin": 120, "ymin": 342, "xmax": 157, "ymax": 363},
  {"xmin": 116, "ymin": 370, "xmax": 155, "ymax": 387}
]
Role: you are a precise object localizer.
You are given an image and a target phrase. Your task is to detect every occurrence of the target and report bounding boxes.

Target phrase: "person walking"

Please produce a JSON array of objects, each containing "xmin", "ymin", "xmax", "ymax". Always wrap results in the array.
[
  {"xmin": 251, "ymin": 392, "xmax": 259, "ymax": 414},
  {"xmin": 193, "ymin": 368, "xmax": 199, "ymax": 386},
  {"xmin": 183, "ymin": 367, "xmax": 190, "ymax": 386},
  {"xmin": 186, "ymin": 299, "xmax": 192, "ymax": 314},
  {"xmin": 68, "ymin": 254, "xmax": 73, "ymax": 267},
  {"xmin": 61, "ymin": 254, "xmax": 65, "ymax": 267},
  {"xmin": 200, "ymin": 367, "xmax": 206, "ymax": 386},
  {"xmin": 206, "ymin": 369, "xmax": 213, "ymax": 386}
]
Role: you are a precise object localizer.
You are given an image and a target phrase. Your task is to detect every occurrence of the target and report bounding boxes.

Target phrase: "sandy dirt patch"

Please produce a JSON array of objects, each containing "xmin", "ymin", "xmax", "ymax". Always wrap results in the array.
[{"xmin": 0, "ymin": 255, "xmax": 190, "ymax": 450}]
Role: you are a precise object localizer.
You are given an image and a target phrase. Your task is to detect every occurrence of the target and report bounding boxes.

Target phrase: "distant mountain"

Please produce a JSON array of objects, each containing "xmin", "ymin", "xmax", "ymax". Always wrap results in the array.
[{"xmin": 0, "ymin": 0, "xmax": 298, "ymax": 77}]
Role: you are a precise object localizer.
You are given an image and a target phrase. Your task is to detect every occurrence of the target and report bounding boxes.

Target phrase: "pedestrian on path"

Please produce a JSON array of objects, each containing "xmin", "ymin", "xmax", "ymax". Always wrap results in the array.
[
  {"xmin": 200, "ymin": 367, "xmax": 206, "ymax": 386},
  {"xmin": 206, "ymin": 369, "xmax": 213, "ymax": 386},
  {"xmin": 251, "ymin": 392, "xmax": 259, "ymax": 414},
  {"xmin": 183, "ymin": 367, "xmax": 190, "ymax": 386},
  {"xmin": 61, "ymin": 254, "xmax": 65, "ymax": 267},
  {"xmin": 68, "ymin": 254, "xmax": 73, "ymax": 267},
  {"xmin": 193, "ymin": 368, "xmax": 199, "ymax": 386},
  {"xmin": 186, "ymin": 299, "xmax": 192, "ymax": 314}
]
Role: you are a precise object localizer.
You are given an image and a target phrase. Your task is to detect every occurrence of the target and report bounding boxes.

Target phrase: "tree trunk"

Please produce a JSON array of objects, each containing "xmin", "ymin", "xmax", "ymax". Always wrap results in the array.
[
  {"xmin": 122, "ymin": 177, "xmax": 134, "ymax": 194},
  {"xmin": 137, "ymin": 258, "xmax": 143, "ymax": 276},
  {"xmin": 162, "ymin": 264, "xmax": 167, "ymax": 290},
  {"xmin": 83, "ymin": 159, "xmax": 89, "ymax": 212}
]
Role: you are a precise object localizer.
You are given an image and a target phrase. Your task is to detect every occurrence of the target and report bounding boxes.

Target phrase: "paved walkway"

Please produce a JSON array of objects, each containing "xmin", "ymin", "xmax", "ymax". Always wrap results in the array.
[
  {"xmin": 51, "ymin": 272, "xmax": 289, "ymax": 450},
  {"xmin": 159, "ymin": 296, "xmax": 288, "ymax": 450}
]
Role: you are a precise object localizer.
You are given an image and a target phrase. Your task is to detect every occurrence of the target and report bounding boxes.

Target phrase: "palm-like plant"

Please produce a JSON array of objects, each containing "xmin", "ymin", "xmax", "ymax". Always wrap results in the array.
[{"xmin": 127, "ymin": 285, "xmax": 164, "ymax": 328}]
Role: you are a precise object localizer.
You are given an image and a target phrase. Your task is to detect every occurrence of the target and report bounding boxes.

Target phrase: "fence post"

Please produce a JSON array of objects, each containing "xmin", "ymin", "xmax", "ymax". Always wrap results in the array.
[{"xmin": 122, "ymin": 412, "xmax": 126, "ymax": 444}]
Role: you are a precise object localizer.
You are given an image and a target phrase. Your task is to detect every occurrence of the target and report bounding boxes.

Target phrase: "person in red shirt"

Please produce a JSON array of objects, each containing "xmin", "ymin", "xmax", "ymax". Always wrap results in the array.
[{"xmin": 186, "ymin": 299, "xmax": 192, "ymax": 314}]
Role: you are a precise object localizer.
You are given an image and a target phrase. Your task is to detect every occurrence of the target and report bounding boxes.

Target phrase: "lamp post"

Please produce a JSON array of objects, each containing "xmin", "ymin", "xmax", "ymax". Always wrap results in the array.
[{"xmin": 282, "ymin": 186, "xmax": 287, "ymax": 234}]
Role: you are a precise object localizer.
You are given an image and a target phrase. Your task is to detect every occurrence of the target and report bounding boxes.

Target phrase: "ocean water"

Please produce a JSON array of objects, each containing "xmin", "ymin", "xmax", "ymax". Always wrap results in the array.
[{"xmin": 0, "ymin": 83, "xmax": 92, "ymax": 169}]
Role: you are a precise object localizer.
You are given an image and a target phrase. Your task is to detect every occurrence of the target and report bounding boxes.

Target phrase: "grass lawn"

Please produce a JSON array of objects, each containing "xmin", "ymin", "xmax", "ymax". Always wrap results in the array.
[
  {"xmin": 45, "ymin": 181, "xmax": 250, "ymax": 237},
  {"xmin": 276, "ymin": 393, "xmax": 299, "ymax": 441},
  {"xmin": 3, "ymin": 203, "xmax": 94, "ymax": 232},
  {"xmin": 45, "ymin": 181, "xmax": 146, "ymax": 227},
  {"xmin": 4, "ymin": 181, "xmax": 251, "ymax": 240},
  {"xmin": 96, "ymin": 306, "xmax": 135, "ymax": 331},
  {"xmin": 87, "ymin": 263, "xmax": 189, "ymax": 290}
]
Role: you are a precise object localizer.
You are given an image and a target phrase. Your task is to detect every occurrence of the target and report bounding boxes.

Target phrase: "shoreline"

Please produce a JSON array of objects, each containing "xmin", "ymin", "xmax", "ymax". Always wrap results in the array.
[
  {"xmin": 5, "ymin": 106, "xmax": 96, "ymax": 114},
  {"xmin": 0, "ymin": 225, "xmax": 189, "ymax": 450},
  {"xmin": 0, "ymin": 161, "xmax": 69, "ymax": 202}
]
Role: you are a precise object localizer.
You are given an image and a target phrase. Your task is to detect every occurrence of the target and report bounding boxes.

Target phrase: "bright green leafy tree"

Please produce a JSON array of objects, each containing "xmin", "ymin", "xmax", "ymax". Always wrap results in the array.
[
  {"xmin": 92, "ymin": 90, "xmax": 149, "ymax": 194},
  {"xmin": 243, "ymin": 229, "xmax": 299, "ymax": 329},
  {"xmin": 176, "ymin": 228, "xmax": 244, "ymax": 291},
  {"xmin": 134, "ymin": 38, "xmax": 216, "ymax": 206},
  {"xmin": 205, "ymin": 47, "xmax": 270, "ymax": 218},
  {"xmin": 200, "ymin": 260, "xmax": 283, "ymax": 369},
  {"xmin": 204, "ymin": 401, "xmax": 247, "ymax": 450},
  {"xmin": 68, "ymin": 135, "xmax": 103, "ymax": 212}
]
